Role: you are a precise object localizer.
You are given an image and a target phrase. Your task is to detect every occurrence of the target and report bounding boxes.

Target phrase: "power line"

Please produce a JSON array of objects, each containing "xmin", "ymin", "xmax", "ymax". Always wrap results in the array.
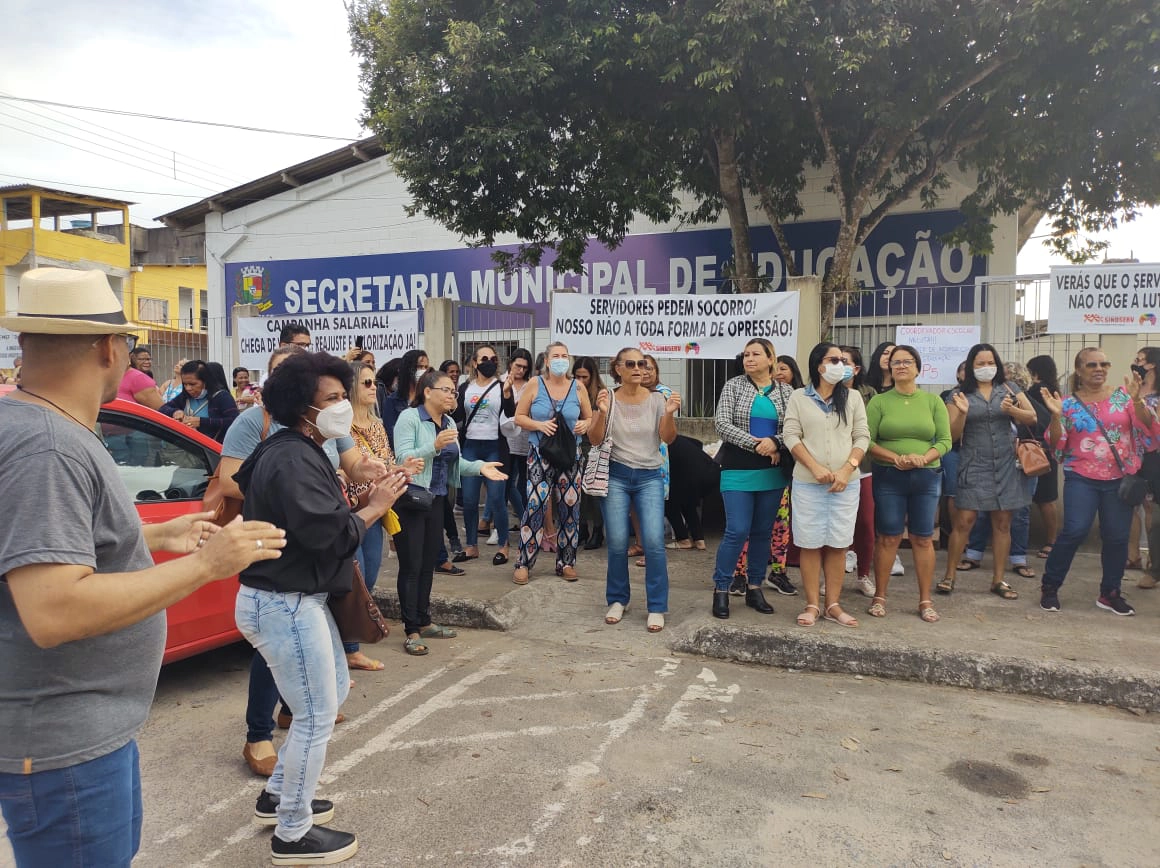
[
  {"xmin": 0, "ymin": 94, "xmax": 361, "ymax": 142},
  {"xmin": 0, "ymin": 91, "xmax": 244, "ymax": 185}
]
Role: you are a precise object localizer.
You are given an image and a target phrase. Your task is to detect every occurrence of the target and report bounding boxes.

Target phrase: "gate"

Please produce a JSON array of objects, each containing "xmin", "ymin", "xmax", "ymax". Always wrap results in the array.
[{"xmin": 450, "ymin": 301, "xmax": 537, "ymax": 371}]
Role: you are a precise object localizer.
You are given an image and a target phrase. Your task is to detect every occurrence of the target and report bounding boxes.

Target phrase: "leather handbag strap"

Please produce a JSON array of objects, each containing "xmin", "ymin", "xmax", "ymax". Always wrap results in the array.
[{"xmin": 1079, "ymin": 400, "xmax": 1129, "ymax": 476}]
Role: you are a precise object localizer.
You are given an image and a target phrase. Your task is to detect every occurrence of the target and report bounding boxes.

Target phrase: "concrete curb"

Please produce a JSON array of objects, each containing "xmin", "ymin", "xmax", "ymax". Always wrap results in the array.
[
  {"xmin": 372, "ymin": 588, "xmax": 522, "ymax": 632},
  {"xmin": 670, "ymin": 624, "xmax": 1160, "ymax": 712}
]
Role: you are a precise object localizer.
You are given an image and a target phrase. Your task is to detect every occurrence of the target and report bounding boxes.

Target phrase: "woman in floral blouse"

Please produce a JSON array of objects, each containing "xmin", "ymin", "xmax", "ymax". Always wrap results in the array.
[{"xmin": 1039, "ymin": 347, "xmax": 1158, "ymax": 615}]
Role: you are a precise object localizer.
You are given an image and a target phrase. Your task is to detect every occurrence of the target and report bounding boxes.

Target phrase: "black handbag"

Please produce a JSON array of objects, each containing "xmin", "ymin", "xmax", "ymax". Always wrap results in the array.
[
  {"xmin": 397, "ymin": 485, "xmax": 435, "ymax": 512},
  {"xmin": 538, "ymin": 379, "xmax": 578, "ymax": 474},
  {"xmin": 1081, "ymin": 401, "xmax": 1148, "ymax": 506}
]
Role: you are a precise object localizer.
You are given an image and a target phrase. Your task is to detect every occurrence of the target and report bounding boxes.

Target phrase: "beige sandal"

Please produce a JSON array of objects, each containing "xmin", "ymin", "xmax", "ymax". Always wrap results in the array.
[
  {"xmin": 867, "ymin": 596, "xmax": 887, "ymax": 617},
  {"xmin": 824, "ymin": 603, "xmax": 858, "ymax": 628},
  {"xmin": 796, "ymin": 604, "xmax": 821, "ymax": 626},
  {"xmin": 646, "ymin": 613, "xmax": 664, "ymax": 633},
  {"xmin": 918, "ymin": 600, "xmax": 940, "ymax": 623},
  {"xmin": 605, "ymin": 603, "xmax": 627, "ymax": 625}
]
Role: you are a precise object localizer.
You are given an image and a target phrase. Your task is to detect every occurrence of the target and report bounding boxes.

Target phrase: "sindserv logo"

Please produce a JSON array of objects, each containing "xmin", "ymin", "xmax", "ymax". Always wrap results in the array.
[
  {"xmin": 1141, "ymin": 313, "xmax": 1157, "ymax": 326},
  {"xmin": 638, "ymin": 341, "xmax": 682, "ymax": 353}
]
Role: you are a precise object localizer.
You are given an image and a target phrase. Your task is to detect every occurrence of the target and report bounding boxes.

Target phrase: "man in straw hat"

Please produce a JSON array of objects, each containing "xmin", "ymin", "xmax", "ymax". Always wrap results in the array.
[{"xmin": 0, "ymin": 268, "xmax": 287, "ymax": 867}]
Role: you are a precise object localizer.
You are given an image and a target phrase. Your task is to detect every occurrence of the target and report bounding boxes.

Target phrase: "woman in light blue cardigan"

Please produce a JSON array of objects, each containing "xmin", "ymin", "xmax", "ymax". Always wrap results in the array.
[{"xmin": 393, "ymin": 371, "xmax": 507, "ymax": 655}]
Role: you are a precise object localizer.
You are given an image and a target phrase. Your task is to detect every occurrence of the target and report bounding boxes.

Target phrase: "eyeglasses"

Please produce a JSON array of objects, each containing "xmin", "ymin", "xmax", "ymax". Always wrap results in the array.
[
  {"xmin": 360, "ymin": 379, "xmax": 376, "ymax": 387},
  {"xmin": 822, "ymin": 356, "xmax": 843, "ymax": 365},
  {"xmin": 290, "ymin": 340, "xmax": 311, "ymax": 348},
  {"xmin": 477, "ymin": 355, "xmax": 497, "ymax": 363},
  {"xmin": 890, "ymin": 359, "xmax": 916, "ymax": 368},
  {"xmin": 620, "ymin": 359, "xmax": 648, "ymax": 369},
  {"xmin": 1083, "ymin": 361, "xmax": 1112, "ymax": 369},
  {"xmin": 432, "ymin": 386, "xmax": 457, "ymax": 394}
]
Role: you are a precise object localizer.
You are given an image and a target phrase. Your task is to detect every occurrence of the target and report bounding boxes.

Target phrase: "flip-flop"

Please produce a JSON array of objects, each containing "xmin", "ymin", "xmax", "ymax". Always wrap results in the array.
[
  {"xmin": 627, "ymin": 544, "xmax": 644, "ymax": 557},
  {"xmin": 346, "ymin": 654, "xmax": 385, "ymax": 671},
  {"xmin": 1036, "ymin": 545, "xmax": 1053, "ymax": 559},
  {"xmin": 666, "ymin": 541, "xmax": 694, "ymax": 550},
  {"xmin": 1011, "ymin": 565, "xmax": 1036, "ymax": 579},
  {"xmin": 635, "ymin": 558, "xmax": 647, "ymax": 567},
  {"xmin": 419, "ymin": 625, "xmax": 458, "ymax": 639},
  {"xmin": 956, "ymin": 559, "xmax": 981, "ymax": 571}
]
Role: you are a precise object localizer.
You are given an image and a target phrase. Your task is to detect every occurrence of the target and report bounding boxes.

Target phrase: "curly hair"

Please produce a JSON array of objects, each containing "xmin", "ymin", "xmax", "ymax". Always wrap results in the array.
[{"xmin": 262, "ymin": 351, "xmax": 354, "ymax": 428}]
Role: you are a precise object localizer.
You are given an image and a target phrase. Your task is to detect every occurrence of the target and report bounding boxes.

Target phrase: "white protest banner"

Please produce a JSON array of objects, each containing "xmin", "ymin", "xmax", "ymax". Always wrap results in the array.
[
  {"xmin": 237, "ymin": 311, "xmax": 420, "ymax": 370},
  {"xmin": 1048, "ymin": 263, "xmax": 1160, "ymax": 334},
  {"xmin": 895, "ymin": 325, "xmax": 980, "ymax": 385},
  {"xmin": 0, "ymin": 327, "xmax": 19, "ymax": 368},
  {"xmin": 550, "ymin": 292, "xmax": 799, "ymax": 359}
]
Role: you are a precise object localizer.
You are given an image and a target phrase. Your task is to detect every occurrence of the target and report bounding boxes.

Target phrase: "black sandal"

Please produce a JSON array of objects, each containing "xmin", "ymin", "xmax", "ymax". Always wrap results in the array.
[
  {"xmin": 990, "ymin": 581, "xmax": 1019, "ymax": 600},
  {"xmin": 936, "ymin": 575, "xmax": 955, "ymax": 594},
  {"xmin": 956, "ymin": 559, "xmax": 981, "ymax": 571},
  {"xmin": 1012, "ymin": 565, "xmax": 1036, "ymax": 579}
]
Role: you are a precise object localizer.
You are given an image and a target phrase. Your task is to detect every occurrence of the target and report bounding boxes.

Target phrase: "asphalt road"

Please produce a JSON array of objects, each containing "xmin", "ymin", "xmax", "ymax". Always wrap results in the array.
[{"xmin": 5, "ymin": 625, "xmax": 1154, "ymax": 868}]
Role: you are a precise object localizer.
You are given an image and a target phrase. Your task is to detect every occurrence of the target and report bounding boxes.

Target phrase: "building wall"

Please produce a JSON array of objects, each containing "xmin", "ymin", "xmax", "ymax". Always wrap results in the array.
[
  {"xmin": 129, "ymin": 264, "xmax": 208, "ymax": 331},
  {"xmin": 203, "ymin": 156, "xmax": 1017, "ymax": 370}
]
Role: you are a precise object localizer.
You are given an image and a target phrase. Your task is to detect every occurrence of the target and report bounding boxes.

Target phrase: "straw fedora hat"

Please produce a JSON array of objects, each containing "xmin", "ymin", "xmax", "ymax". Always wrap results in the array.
[{"xmin": 0, "ymin": 267, "xmax": 143, "ymax": 334}]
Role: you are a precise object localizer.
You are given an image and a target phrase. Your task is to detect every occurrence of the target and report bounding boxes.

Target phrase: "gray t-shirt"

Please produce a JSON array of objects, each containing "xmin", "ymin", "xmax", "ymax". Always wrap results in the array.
[
  {"xmin": 0, "ymin": 399, "xmax": 160, "ymax": 774},
  {"xmin": 222, "ymin": 404, "xmax": 353, "ymax": 468},
  {"xmin": 608, "ymin": 391, "xmax": 666, "ymax": 469}
]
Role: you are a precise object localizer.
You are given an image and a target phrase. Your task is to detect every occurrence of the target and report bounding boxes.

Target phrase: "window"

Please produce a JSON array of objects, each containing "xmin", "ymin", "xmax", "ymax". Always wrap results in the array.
[
  {"xmin": 199, "ymin": 290, "xmax": 208, "ymax": 332},
  {"xmin": 98, "ymin": 411, "xmax": 213, "ymax": 503},
  {"xmin": 138, "ymin": 297, "xmax": 169, "ymax": 324}
]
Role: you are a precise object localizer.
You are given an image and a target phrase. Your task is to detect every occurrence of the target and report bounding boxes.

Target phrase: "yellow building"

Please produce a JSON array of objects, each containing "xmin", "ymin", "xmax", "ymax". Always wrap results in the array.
[{"xmin": 1, "ymin": 185, "xmax": 207, "ymax": 370}]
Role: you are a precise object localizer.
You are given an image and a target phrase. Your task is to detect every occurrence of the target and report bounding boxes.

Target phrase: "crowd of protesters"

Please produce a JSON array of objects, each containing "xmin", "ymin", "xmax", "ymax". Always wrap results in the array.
[{"xmin": 7, "ymin": 264, "xmax": 1158, "ymax": 867}]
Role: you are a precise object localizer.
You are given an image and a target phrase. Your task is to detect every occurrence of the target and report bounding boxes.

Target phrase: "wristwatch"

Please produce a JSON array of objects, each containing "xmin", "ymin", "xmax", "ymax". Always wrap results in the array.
[{"xmin": 848, "ymin": 458, "xmax": 859, "ymax": 469}]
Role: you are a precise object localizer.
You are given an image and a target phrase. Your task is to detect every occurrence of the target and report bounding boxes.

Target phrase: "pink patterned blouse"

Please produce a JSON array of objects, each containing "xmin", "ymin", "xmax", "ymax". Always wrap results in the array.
[{"xmin": 1047, "ymin": 387, "xmax": 1158, "ymax": 481}]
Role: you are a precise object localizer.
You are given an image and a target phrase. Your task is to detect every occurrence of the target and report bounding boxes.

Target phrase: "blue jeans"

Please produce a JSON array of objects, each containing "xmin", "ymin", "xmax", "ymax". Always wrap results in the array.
[
  {"xmin": 873, "ymin": 465, "xmax": 942, "ymax": 537},
  {"xmin": 236, "ymin": 588, "xmax": 349, "ymax": 842},
  {"xmin": 346, "ymin": 518, "xmax": 385, "ymax": 653},
  {"xmin": 462, "ymin": 438, "xmax": 509, "ymax": 547},
  {"xmin": 712, "ymin": 488, "xmax": 783, "ymax": 591},
  {"xmin": 601, "ymin": 463, "xmax": 668, "ymax": 612},
  {"xmin": 1043, "ymin": 472, "xmax": 1133, "ymax": 596},
  {"xmin": 1, "ymin": 740, "xmax": 141, "ymax": 867}
]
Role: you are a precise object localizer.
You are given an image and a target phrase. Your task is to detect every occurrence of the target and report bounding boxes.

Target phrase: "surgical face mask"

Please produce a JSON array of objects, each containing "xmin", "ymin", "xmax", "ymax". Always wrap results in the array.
[
  {"xmin": 309, "ymin": 399, "xmax": 353, "ymax": 440},
  {"xmin": 842, "ymin": 365, "xmax": 855, "ymax": 383},
  {"xmin": 549, "ymin": 358, "xmax": 570, "ymax": 376},
  {"xmin": 414, "ymin": 367, "xmax": 428, "ymax": 381},
  {"xmin": 822, "ymin": 363, "xmax": 846, "ymax": 385},
  {"xmin": 974, "ymin": 365, "xmax": 998, "ymax": 382},
  {"xmin": 477, "ymin": 360, "xmax": 498, "ymax": 378}
]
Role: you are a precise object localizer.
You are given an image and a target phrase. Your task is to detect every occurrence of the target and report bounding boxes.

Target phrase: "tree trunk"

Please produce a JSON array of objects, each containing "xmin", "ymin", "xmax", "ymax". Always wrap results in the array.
[
  {"xmin": 714, "ymin": 130, "xmax": 756, "ymax": 293},
  {"xmin": 820, "ymin": 218, "xmax": 860, "ymax": 338}
]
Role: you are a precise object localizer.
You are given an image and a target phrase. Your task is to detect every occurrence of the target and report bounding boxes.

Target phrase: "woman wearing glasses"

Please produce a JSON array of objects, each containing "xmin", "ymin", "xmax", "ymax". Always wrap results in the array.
[
  {"xmin": 865, "ymin": 345, "xmax": 952, "ymax": 622},
  {"xmin": 1038, "ymin": 347, "xmax": 1157, "ymax": 615},
  {"xmin": 588, "ymin": 348, "xmax": 681, "ymax": 632},
  {"xmin": 783, "ymin": 343, "xmax": 870, "ymax": 627},
  {"xmin": 455, "ymin": 346, "xmax": 511, "ymax": 565},
  {"xmin": 711, "ymin": 338, "xmax": 792, "ymax": 619},
  {"xmin": 393, "ymin": 371, "xmax": 507, "ymax": 654}
]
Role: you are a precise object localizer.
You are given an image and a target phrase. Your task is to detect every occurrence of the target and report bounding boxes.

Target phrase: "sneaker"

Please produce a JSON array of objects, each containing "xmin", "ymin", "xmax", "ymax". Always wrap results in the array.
[
  {"xmin": 856, "ymin": 575, "xmax": 876, "ymax": 597},
  {"xmin": 764, "ymin": 570, "xmax": 798, "ymax": 596},
  {"xmin": 845, "ymin": 550, "xmax": 857, "ymax": 573},
  {"xmin": 728, "ymin": 574, "xmax": 747, "ymax": 596},
  {"xmin": 271, "ymin": 825, "xmax": 357, "ymax": 865},
  {"xmin": 1039, "ymin": 587, "xmax": 1061, "ymax": 612},
  {"xmin": 486, "ymin": 529, "xmax": 499, "ymax": 546},
  {"xmin": 255, "ymin": 790, "xmax": 335, "ymax": 826},
  {"xmin": 891, "ymin": 554, "xmax": 905, "ymax": 576},
  {"xmin": 1096, "ymin": 590, "xmax": 1136, "ymax": 616}
]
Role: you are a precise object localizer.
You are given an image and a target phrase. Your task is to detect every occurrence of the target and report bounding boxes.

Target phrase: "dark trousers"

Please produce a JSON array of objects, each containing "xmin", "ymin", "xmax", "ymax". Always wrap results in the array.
[
  {"xmin": 664, "ymin": 491, "xmax": 704, "ymax": 542},
  {"xmin": 246, "ymin": 650, "xmax": 283, "ymax": 743},
  {"xmin": 395, "ymin": 494, "xmax": 446, "ymax": 635}
]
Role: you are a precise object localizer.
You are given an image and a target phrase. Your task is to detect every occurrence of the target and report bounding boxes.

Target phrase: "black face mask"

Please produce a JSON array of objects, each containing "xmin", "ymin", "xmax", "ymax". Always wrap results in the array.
[
  {"xmin": 1132, "ymin": 364, "xmax": 1149, "ymax": 381},
  {"xmin": 477, "ymin": 360, "xmax": 498, "ymax": 378}
]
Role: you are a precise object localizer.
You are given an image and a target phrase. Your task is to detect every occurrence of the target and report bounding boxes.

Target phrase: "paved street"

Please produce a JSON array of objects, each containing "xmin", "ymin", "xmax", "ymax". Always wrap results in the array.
[{"xmin": 5, "ymin": 623, "xmax": 1156, "ymax": 867}]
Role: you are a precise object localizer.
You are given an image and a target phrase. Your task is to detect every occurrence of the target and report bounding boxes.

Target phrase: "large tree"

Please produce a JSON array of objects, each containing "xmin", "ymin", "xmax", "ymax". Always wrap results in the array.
[{"xmin": 350, "ymin": 0, "xmax": 1160, "ymax": 333}]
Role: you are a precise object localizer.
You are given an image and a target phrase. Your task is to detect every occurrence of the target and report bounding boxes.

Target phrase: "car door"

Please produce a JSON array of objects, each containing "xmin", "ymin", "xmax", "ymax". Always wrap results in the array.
[{"xmin": 98, "ymin": 403, "xmax": 243, "ymax": 663}]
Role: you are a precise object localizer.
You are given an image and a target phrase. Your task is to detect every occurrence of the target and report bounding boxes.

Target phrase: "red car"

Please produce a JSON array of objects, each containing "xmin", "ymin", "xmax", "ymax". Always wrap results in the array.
[{"xmin": 1, "ymin": 385, "xmax": 242, "ymax": 664}]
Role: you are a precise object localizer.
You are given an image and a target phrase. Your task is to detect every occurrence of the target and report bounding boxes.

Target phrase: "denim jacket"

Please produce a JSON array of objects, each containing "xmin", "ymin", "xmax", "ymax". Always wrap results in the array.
[{"xmin": 393, "ymin": 406, "xmax": 484, "ymax": 489}]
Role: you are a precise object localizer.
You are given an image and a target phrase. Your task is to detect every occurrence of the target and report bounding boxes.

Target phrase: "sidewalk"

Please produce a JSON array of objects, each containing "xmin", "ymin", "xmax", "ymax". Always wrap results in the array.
[{"xmin": 371, "ymin": 539, "xmax": 1160, "ymax": 711}]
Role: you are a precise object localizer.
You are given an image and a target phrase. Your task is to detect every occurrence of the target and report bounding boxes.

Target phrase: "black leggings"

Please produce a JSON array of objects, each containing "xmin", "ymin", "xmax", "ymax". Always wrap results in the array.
[
  {"xmin": 665, "ymin": 491, "xmax": 704, "ymax": 542},
  {"xmin": 395, "ymin": 495, "xmax": 445, "ymax": 635}
]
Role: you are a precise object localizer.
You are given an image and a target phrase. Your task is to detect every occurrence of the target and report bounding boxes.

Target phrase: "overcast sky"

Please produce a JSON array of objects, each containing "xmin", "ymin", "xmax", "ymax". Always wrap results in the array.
[{"xmin": 0, "ymin": 0, "xmax": 1153, "ymax": 272}]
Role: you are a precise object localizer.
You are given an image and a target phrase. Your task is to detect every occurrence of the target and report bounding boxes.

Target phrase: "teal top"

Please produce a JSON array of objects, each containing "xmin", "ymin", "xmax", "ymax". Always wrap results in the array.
[
  {"xmin": 393, "ymin": 407, "xmax": 484, "ymax": 489},
  {"xmin": 721, "ymin": 391, "xmax": 787, "ymax": 492}
]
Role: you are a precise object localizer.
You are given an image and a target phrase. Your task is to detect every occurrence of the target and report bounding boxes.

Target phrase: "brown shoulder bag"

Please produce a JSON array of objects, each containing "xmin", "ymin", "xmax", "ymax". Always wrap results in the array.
[{"xmin": 328, "ymin": 561, "xmax": 390, "ymax": 644}]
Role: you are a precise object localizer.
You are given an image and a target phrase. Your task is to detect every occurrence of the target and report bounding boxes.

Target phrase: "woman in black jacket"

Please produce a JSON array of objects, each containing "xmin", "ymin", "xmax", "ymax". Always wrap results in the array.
[
  {"xmin": 233, "ymin": 351, "xmax": 406, "ymax": 865},
  {"xmin": 160, "ymin": 359, "xmax": 239, "ymax": 442}
]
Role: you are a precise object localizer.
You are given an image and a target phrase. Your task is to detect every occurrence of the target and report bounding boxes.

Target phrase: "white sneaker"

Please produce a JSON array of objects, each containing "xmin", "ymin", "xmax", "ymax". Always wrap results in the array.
[
  {"xmin": 845, "ymin": 550, "xmax": 857, "ymax": 573},
  {"xmin": 891, "ymin": 554, "xmax": 905, "ymax": 576},
  {"xmin": 486, "ymin": 529, "xmax": 499, "ymax": 546},
  {"xmin": 856, "ymin": 575, "xmax": 875, "ymax": 597}
]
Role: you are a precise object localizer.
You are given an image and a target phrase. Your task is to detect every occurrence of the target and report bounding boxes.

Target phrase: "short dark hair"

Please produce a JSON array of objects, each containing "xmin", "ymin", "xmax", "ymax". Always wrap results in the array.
[
  {"xmin": 776, "ymin": 355, "xmax": 804, "ymax": 390},
  {"xmin": 888, "ymin": 344, "xmax": 922, "ymax": 371},
  {"xmin": 130, "ymin": 344, "xmax": 150, "ymax": 358},
  {"xmin": 279, "ymin": 324, "xmax": 310, "ymax": 345},
  {"xmin": 960, "ymin": 343, "xmax": 1007, "ymax": 393},
  {"xmin": 1027, "ymin": 355, "xmax": 1060, "ymax": 393},
  {"xmin": 262, "ymin": 351, "xmax": 354, "ymax": 428},
  {"xmin": 232, "ymin": 366, "xmax": 249, "ymax": 382},
  {"xmin": 439, "ymin": 359, "xmax": 460, "ymax": 374},
  {"xmin": 413, "ymin": 369, "xmax": 453, "ymax": 408}
]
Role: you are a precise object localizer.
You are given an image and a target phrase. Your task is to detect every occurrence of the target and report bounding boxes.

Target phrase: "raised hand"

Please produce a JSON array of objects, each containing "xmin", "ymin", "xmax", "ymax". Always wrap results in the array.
[
  {"xmin": 1042, "ymin": 390, "xmax": 1064, "ymax": 416},
  {"xmin": 665, "ymin": 391, "xmax": 682, "ymax": 415},
  {"xmin": 434, "ymin": 427, "xmax": 459, "ymax": 450},
  {"xmin": 367, "ymin": 471, "xmax": 409, "ymax": 512},
  {"xmin": 596, "ymin": 389, "xmax": 610, "ymax": 414},
  {"xmin": 1125, "ymin": 373, "xmax": 1142, "ymax": 402},
  {"xmin": 196, "ymin": 516, "xmax": 285, "ymax": 578},
  {"xmin": 951, "ymin": 392, "xmax": 969, "ymax": 415}
]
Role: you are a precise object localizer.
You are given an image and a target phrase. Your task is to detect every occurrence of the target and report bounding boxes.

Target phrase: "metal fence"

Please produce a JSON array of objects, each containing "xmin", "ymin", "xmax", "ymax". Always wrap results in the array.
[{"xmin": 450, "ymin": 302, "xmax": 537, "ymax": 372}]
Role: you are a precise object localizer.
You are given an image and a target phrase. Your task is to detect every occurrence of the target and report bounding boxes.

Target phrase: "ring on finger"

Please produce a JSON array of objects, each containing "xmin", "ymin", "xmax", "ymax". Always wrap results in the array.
[{"xmin": 256, "ymin": 539, "xmax": 263, "ymax": 550}]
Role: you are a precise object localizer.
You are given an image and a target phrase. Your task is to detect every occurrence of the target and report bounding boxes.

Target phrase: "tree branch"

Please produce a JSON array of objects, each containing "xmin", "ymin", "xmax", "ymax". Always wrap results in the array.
[{"xmin": 803, "ymin": 78, "xmax": 847, "ymax": 216}]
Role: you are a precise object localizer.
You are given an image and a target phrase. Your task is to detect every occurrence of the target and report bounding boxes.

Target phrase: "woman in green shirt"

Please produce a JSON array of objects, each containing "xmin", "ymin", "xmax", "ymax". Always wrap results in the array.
[{"xmin": 865, "ymin": 345, "xmax": 952, "ymax": 623}]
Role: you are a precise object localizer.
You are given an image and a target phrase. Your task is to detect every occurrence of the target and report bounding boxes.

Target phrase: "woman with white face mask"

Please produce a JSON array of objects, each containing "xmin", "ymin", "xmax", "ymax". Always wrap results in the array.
[
  {"xmin": 940, "ymin": 343, "xmax": 1038, "ymax": 599},
  {"xmin": 782, "ymin": 342, "xmax": 870, "ymax": 627}
]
